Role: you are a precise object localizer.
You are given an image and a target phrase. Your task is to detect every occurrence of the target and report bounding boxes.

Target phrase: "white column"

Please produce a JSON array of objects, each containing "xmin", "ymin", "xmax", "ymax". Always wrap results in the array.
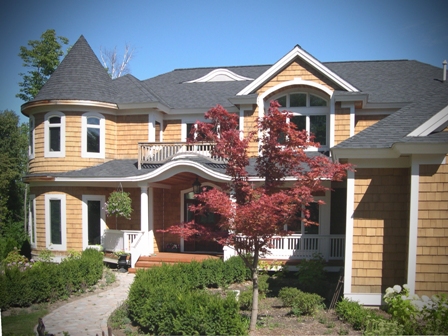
[
  {"xmin": 140, "ymin": 184, "xmax": 149, "ymax": 234},
  {"xmin": 344, "ymin": 170, "xmax": 355, "ymax": 295},
  {"xmin": 148, "ymin": 186, "xmax": 154, "ymax": 254},
  {"xmin": 407, "ymin": 157, "xmax": 420, "ymax": 295}
]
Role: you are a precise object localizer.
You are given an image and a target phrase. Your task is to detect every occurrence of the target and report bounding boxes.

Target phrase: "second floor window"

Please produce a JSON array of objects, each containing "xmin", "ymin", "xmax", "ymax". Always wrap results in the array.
[
  {"xmin": 44, "ymin": 112, "xmax": 65, "ymax": 157},
  {"xmin": 276, "ymin": 91, "xmax": 329, "ymax": 149},
  {"xmin": 82, "ymin": 112, "xmax": 105, "ymax": 158}
]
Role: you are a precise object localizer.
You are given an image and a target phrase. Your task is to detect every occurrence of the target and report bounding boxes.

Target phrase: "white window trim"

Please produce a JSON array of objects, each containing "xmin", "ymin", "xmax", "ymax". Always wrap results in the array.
[
  {"xmin": 29, "ymin": 194, "xmax": 36, "ymax": 248},
  {"xmin": 81, "ymin": 112, "xmax": 105, "ymax": 158},
  {"xmin": 45, "ymin": 194, "xmax": 67, "ymax": 250},
  {"xmin": 29, "ymin": 116, "xmax": 35, "ymax": 159},
  {"xmin": 44, "ymin": 111, "xmax": 66, "ymax": 158},
  {"xmin": 82, "ymin": 195, "xmax": 106, "ymax": 250}
]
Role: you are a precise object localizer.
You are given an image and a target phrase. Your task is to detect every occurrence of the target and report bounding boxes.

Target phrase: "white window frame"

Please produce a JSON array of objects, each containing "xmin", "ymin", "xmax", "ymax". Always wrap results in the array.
[
  {"xmin": 82, "ymin": 195, "xmax": 106, "ymax": 250},
  {"xmin": 276, "ymin": 91, "xmax": 330, "ymax": 151},
  {"xmin": 29, "ymin": 116, "xmax": 35, "ymax": 159},
  {"xmin": 45, "ymin": 194, "xmax": 67, "ymax": 250},
  {"xmin": 81, "ymin": 112, "xmax": 105, "ymax": 158},
  {"xmin": 29, "ymin": 194, "xmax": 37, "ymax": 248},
  {"xmin": 44, "ymin": 111, "xmax": 66, "ymax": 158}
]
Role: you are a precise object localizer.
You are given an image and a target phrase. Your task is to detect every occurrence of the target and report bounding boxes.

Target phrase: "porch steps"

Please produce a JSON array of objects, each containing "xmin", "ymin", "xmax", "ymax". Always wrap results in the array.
[{"xmin": 128, "ymin": 252, "xmax": 222, "ymax": 273}]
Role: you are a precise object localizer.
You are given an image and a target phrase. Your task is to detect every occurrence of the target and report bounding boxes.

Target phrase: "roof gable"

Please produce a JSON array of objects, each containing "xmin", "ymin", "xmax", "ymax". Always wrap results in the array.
[{"xmin": 237, "ymin": 45, "xmax": 359, "ymax": 96}]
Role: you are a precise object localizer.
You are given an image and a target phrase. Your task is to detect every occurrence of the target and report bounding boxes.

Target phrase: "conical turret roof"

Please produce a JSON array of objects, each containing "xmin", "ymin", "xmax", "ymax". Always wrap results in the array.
[{"xmin": 33, "ymin": 35, "xmax": 117, "ymax": 104}]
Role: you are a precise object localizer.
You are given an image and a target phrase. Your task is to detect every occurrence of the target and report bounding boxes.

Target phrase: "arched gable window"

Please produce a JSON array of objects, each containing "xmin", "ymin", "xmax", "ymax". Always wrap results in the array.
[
  {"xmin": 275, "ymin": 91, "xmax": 329, "ymax": 148},
  {"xmin": 44, "ymin": 112, "xmax": 65, "ymax": 157},
  {"xmin": 82, "ymin": 112, "xmax": 105, "ymax": 158}
]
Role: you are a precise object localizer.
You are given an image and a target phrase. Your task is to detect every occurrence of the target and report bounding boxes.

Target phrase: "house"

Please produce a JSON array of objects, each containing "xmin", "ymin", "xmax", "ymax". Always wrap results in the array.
[{"xmin": 22, "ymin": 35, "xmax": 448, "ymax": 305}]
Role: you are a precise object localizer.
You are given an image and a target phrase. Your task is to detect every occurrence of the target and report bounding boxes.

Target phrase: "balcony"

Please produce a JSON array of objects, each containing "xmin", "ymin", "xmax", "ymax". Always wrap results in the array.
[{"xmin": 138, "ymin": 142, "xmax": 226, "ymax": 169}]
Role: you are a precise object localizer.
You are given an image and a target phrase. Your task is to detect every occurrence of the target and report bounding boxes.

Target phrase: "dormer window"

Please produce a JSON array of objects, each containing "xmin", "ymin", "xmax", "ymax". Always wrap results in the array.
[
  {"xmin": 277, "ymin": 93, "xmax": 327, "ymax": 107},
  {"xmin": 275, "ymin": 91, "xmax": 329, "ymax": 149},
  {"xmin": 44, "ymin": 112, "xmax": 65, "ymax": 158}
]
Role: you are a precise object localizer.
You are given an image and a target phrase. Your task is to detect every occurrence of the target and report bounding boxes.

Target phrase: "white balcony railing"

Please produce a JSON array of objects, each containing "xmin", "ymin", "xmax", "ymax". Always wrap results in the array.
[
  {"xmin": 138, "ymin": 142, "xmax": 226, "ymax": 169},
  {"xmin": 228, "ymin": 234, "xmax": 345, "ymax": 261}
]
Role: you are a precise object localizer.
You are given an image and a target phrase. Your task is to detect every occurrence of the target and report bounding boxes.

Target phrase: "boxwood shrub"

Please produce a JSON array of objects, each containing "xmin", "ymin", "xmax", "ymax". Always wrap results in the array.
[
  {"xmin": 128, "ymin": 256, "xmax": 250, "ymax": 335},
  {"xmin": 0, "ymin": 248, "xmax": 103, "ymax": 309}
]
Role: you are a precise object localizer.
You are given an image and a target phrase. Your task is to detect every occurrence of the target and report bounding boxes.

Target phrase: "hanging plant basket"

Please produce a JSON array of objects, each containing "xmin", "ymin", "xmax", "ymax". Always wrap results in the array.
[{"xmin": 104, "ymin": 189, "xmax": 133, "ymax": 220}]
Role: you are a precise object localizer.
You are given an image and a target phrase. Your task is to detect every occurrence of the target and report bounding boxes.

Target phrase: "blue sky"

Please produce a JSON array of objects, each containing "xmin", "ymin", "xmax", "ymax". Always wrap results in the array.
[{"xmin": 1, "ymin": 0, "xmax": 447, "ymax": 124}]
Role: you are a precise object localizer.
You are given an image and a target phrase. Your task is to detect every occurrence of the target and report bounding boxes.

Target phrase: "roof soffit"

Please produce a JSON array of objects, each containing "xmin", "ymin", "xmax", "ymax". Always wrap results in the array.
[{"xmin": 237, "ymin": 45, "xmax": 359, "ymax": 96}]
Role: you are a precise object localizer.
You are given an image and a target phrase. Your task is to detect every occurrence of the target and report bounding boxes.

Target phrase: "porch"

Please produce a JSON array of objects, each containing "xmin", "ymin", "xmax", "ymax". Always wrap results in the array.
[{"xmin": 102, "ymin": 229, "xmax": 345, "ymax": 270}]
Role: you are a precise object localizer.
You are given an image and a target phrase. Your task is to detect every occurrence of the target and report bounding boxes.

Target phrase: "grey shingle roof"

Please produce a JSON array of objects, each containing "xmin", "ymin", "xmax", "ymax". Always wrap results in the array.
[
  {"xmin": 142, "ymin": 66, "xmax": 271, "ymax": 109},
  {"xmin": 333, "ymin": 81, "xmax": 448, "ymax": 149},
  {"xmin": 28, "ymin": 36, "xmax": 448, "ymax": 152},
  {"xmin": 33, "ymin": 35, "xmax": 117, "ymax": 103}
]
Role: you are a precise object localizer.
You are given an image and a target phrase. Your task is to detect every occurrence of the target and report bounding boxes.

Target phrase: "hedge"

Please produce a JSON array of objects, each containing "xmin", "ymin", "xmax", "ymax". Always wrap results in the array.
[
  {"xmin": 0, "ymin": 248, "xmax": 103, "ymax": 309},
  {"xmin": 128, "ymin": 256, "xmax": 250, "ymax": 335}
]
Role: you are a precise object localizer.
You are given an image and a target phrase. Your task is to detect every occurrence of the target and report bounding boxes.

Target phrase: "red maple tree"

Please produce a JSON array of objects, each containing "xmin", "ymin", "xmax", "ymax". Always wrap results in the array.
[{"xmin": 161, "ymin": 101, "xmax": 351, "ymax": 332}]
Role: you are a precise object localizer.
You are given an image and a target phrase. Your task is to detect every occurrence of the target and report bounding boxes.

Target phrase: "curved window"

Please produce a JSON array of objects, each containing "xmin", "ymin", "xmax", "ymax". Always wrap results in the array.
[
  {"xmin": 29, "ymin": 116, "xmax": 35, "ymax": 159},
  {"xmin": 275, "ymin": 91, "xmax": 329, "ymax": 148},
  {"xmin": 82, "ymin": 112, "xmax": 105, "ymax": 158},
  {"xmin": 44, "ymin": 112, "xmax": 65, "ymax": 157}
]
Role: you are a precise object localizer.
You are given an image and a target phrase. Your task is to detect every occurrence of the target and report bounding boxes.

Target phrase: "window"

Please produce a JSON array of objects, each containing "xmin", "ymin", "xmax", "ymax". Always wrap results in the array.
[
  {"xmin": 44, "ymin": 112, "xmax": 65, "ymax": 157},
  {"xmin": 276, "ymin": 92, "xmax": 328, "ymax": 148},
  {"xmin": 82, "ymin": 112, "xmax": 105, "ymax": 158},
  {"xmin": 29, "ymin": 116, "xmax": 35, "ymax": 158},
  {"xmin": 286, "ymin": 202, "xmax": 319, "ymax": 234},
  {"xmin": 29, "ymin": 195, "xmax": 36, "ymax": 247},
  {"xmin": 82, "ymin": 195, "xmax": 105, "ymax": 249},
  {"xmin": 45, "ymin": 194, "xmax": 66, "ymax": 250}
]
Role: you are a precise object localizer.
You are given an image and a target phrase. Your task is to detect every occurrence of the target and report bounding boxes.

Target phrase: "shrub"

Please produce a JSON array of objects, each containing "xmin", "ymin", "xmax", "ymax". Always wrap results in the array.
[
  {"xmin": 335, "ymin": 298, "xmax": 381, "ymax": 330},
  {"xmin": 128, "ymin": 259, "xmax": 250, "ymax": 335},
  {"xmin": 0, "ymin": 248, "xmax": 103, "ymax": 309},
  {"xmin": 297, "ymin": 253, "xmax": 327, "ymax": 294},
  {"xmin": 279, "ymin": 287, "xmax": 324, "ymax": 316}
]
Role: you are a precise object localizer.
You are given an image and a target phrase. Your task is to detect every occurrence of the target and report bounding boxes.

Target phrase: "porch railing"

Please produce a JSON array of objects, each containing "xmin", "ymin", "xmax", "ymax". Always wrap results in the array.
[
  {"xmin": 138, "ymin": 142, "xmax": 226, "ymax": 169},
  {"xmin": 230, "ymin": 234, "xmax": 345, "ymax": 261},
  {"xmin": 102, "ymin": 229, "xmax": 142, "ymax": 253}
]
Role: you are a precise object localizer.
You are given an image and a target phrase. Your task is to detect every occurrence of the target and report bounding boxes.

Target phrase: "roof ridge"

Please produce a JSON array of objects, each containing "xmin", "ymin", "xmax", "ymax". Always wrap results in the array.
[{"xmin": 173, "ymin": 64, "xmax": 272, "ymax": 71}]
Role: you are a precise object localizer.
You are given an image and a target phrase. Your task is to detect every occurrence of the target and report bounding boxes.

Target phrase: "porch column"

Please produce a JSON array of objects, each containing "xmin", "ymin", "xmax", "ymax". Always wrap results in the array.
[
  {"xmin": 407, "ymin": 157, "xmax": 420, "ymax": 295},
  {"xmin": 343, "ymin": 170, "xmax": 355, "ymax": 296},
  {"xmin": 139, "ymin": 183, "xmax": 151, "ymax": 256},
  {"xmin": 148, "ymin": 185, "xmax": 154, "ymax": 254}
]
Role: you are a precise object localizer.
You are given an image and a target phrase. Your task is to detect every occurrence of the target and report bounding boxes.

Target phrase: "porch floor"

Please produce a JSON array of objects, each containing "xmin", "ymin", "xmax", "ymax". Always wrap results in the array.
[{"xmin": 129, "ymin": 252, "xmax": 222, "ymax": 273}]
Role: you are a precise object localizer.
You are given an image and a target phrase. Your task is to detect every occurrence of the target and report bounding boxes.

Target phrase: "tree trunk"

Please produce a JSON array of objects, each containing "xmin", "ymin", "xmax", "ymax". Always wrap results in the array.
[
  {"xmin": 249, "ymin": 251, "xmax": 260, "ymax": 333},
  {"xmin": 249, "ymin": 269, "xmax": 259, "ymax": 332}
]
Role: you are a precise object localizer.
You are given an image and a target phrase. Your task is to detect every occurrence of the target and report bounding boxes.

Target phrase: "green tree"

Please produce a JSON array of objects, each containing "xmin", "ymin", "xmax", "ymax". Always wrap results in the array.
[
  {"xmin": 0, "ymin": 110, "xmax": 28, "ymax": 228},
  {"xmin": 16, "ymin": 29, "xmax": 69, "ymax": 102}
]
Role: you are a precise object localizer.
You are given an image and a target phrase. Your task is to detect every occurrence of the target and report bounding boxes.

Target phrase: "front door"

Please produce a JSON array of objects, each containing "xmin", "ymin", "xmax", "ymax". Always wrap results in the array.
[{"xmin": 183, "ymin": 190, "xmax": 223, "ymax": 253}]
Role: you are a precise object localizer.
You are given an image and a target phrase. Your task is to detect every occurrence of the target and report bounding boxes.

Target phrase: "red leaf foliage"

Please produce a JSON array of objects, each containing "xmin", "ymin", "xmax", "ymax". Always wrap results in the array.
[{"xmin": 159, "ymin": 102, "xmax": 352, "ymax": 259}]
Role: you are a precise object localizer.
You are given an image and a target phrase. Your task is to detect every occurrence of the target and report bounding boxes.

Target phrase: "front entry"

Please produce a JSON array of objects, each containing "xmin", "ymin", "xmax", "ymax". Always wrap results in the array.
[{"xmin": 183, "ymin": 190, "xmax": 223, "ymax": 253}]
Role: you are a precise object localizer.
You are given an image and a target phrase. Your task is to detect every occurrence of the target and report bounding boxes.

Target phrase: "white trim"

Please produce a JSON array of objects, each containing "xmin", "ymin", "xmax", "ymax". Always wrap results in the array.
[
  {"xmin": 44, "ymin": 111, "xmax": 65, "ymax": 158},
  {"xmin": 341, "ymin": 102, "xmax": 355, "ymax": 137},
  {"xmin": 81, "ymin": 112, "xmax": 105, "ymax": 159},
  {"xmin": 185, "ymin": 68, "xmax": 253, "ymax": 83},
  {"xmin": 238, "ymin": 45, "xmax": 358, "ymax": 95},
  {"xmin": 148, "ymin": 186, "xmax": 154, "ymax": 254},
  {"xmin": 344, "ymin": 293, "xmax": 383, "ymax": 306},
  {"xmin": 29, "ymin": 194, "xmax": 36, "ymax": 248},
  {"xmin": 407, "ymin": 157, "xmax": 420, "ymax": 295},
  {"xmin": 148, "ymin": 114, "xmax": 163, "ymax": 142},
  {"xmin": 344, "ymin": 170, "xmax": 355, "ymax": 296},
  {"xmin": 407, "ymin": 104, "xmax": 448, "ymax": 136},
  {"xmin": 29, "ymin": 116, "xmax": 35, "ymax": 159},
  {"xmin": 82, "ymin": 195, "xmax": 106, "ymax": 250},
  {"xmin": 329, "ymin": 96, "xmax": 335, "ymax": 148},
  {"xmin": 45, "ymin": 193, "xmax": 67, "ymax": 250}
]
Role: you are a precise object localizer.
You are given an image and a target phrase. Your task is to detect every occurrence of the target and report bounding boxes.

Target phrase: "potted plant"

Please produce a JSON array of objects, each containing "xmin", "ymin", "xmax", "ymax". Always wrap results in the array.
[
  {"xmin": 165, "ymin": 242, "xmax": 179, "ymax": 252},
  {"xmin": 104, "ymin": 189, "xmax": 133, "ymax": 220},
  {"xmin": 114, "ymin": 250, "xmax": 130, "ymax": 272}
]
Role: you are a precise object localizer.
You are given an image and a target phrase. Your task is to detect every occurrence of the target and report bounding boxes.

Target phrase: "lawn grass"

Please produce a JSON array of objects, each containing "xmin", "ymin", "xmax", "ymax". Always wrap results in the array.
[{"xmin": 1, "ymin": 307, "xmax": 48, "ymax": 336}]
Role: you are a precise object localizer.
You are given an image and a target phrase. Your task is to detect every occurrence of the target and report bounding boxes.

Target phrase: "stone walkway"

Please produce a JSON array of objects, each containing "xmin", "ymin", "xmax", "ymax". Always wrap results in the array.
[{"xmin": 38, "ymin": 272, "xmax": 135, "ymax": 336}]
